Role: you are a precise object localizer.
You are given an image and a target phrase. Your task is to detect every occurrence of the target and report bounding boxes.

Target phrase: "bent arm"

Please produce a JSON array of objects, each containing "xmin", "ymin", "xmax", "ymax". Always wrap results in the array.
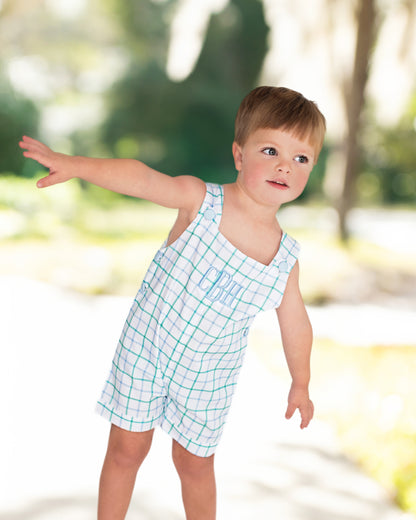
[
  {"xmin": 19, "ymin": 136, "xmax": 205, "ymax": 210},
  {"xmin": 276, "ymin": 261, "xmax": 314, "ymax": 428}
]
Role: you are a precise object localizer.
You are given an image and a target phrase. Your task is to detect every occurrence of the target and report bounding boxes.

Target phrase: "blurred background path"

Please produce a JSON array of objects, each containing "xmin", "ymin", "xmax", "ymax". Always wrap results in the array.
[{"xmin": 1, "ymin": 275, "xmax": 415, "ymax": 520}]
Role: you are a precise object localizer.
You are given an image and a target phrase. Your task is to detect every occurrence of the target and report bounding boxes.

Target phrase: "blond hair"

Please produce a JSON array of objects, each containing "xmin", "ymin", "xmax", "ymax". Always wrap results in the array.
[{"xmin": 234, "ymin": 86, "xmax": 326, "ymax": 160}]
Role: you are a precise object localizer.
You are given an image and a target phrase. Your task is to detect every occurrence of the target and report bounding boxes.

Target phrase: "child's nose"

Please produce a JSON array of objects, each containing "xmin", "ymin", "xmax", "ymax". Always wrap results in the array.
[{"xmin": 276, "ymin": 159, "xmax": 291, "ymax": 173}]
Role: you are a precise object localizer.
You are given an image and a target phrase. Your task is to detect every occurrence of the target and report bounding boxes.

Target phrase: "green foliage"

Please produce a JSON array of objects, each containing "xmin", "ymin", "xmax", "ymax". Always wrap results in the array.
[
  {"xmin": 299, "ymin": 144, "xmax": 329, "ymax": 202},
  {"xmin": 0, "ymin": 79, "xmax": 39, "ymax": 177},
  {"xmin": 101, "ymin": 0, "xmax": 177, "ymax": 67},
  {"xmin": 99, "ymin": 0, "xmax": 269, "ymax": 184},
  {"xmin": 361, "ymin": 95, "xmax": 416, "ymax": 204}
]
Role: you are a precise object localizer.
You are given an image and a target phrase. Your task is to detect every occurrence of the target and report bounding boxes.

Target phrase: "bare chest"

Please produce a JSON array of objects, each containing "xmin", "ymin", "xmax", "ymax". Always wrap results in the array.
[{"xmin": 219, "ymin": 210, "xmax": 282, "ymax": 266}]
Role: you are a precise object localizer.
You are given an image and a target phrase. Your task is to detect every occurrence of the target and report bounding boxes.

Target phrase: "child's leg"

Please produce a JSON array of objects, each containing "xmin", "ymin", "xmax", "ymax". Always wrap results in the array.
[
  {"xmin": 98, "ymin": 424, "xmax": 154, "ymax": 520},
  {"xmin": 172, "ymin": 440, "xmax": 216, "ymax": 520}
]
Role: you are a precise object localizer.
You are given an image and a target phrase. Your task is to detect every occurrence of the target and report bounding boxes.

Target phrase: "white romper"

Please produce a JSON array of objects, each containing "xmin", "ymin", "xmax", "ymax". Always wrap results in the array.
[{"xmin": 97, "ymin": 183, "xmax": 300, "ymax": 457}]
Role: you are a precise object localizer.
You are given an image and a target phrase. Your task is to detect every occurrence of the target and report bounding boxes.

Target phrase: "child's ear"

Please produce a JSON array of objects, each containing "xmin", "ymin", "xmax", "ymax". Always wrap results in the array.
[{"xmin": 232, "ymin": 142, "xmax": 243, "ymax": 171}]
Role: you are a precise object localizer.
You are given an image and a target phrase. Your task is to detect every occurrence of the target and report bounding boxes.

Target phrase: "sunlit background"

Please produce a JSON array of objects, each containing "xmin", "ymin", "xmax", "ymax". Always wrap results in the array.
[{"xmin": 1, "ymin": 0, "xmax": 416, "ymax": 518}]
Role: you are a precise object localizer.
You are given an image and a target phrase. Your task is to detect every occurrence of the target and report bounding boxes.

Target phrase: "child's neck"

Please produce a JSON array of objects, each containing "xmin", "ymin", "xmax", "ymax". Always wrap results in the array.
[
  {"xmin": 220, "ymin": 183, "xmax": 282, "ymax": 266},
  {"xmin": 228, "ymin": 180, "xmax": 280, "ymax": 225}
]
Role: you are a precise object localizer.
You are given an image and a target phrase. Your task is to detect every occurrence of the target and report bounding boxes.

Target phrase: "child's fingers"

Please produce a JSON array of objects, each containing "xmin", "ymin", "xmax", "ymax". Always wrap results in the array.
[
  {"xmin": 20, "ymin": 136, "xmax": 70, "ymax": 189},
  {"xmin": 285, "ymin": 398, "xmax": 314, "ymax": 428},
  {"xmin": 20, "ymin": 138, "xmax": 54, "ymax": 169},
  {"xmin": 36, "ymin": 172, "xmax": 62, "ymax": 188},
  {"xmin": 285, "ymin": 402, "xmax": 297, "ymax": 420},
  {"xmin": 21, "ymin": 135, "xmax": 48, "ymax": 148},
  {"xmin": 20, "ymin": 136, "xmax": 54, "ymax": 165},
  {"xmin": 36, "ymin": 175, "xmax": 51, "ymax": 189},
  {"xmin": 22, "ymin": 149, "xmax": 52, "ymax": 169},
  {"xmin": 21, "ymin": 135, "xmax": 39, "ymax": 144},
  {"xmin": 300, "ymin": 415, "xmax": 310, "ymax": 429},
  {"xmin": 20, "ymin": 136, "xmax": 50, "ymax": 154},
  {"xmin": 299, "ymin": 401, "xmax": 314, "ymax": 429}
]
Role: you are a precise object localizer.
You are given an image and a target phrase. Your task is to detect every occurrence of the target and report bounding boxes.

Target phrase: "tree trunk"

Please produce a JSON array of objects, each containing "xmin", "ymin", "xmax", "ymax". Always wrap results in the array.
[{"xmin": 337, "ymin": 0, "xmax": 378, "ymax": 241}]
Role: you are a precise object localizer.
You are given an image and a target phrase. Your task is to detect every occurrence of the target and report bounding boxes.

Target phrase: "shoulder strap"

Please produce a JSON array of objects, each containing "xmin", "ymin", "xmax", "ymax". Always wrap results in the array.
[
  {"xmin": 273, "ymin": 232, "xmax": 301, "ymax": 274},
  {"xmin": 197, "ymin": 183, "xmax": 223, "ymax": 225}
]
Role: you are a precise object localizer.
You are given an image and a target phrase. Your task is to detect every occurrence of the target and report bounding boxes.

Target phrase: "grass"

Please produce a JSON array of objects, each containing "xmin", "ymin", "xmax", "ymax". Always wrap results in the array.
[{"xmin": 1, "ymin": 174, "xmax": 416, "ymax": 514}]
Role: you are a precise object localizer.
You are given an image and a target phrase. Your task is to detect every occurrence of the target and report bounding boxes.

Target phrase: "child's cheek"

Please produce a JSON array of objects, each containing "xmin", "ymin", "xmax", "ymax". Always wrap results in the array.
[
  {"xmin": 241, "ymin": 162, "xmax": 264, "ymax": 189},
  {"xmin": 295, "ymin": 173, "xmax": 311, "ymax": 197}
]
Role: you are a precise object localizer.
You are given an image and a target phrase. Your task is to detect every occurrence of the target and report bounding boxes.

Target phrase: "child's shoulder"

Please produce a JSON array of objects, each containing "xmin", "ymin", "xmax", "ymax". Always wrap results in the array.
[
  {"xmin": 184, "ymin": 178, "xmax": 230, "ymax": 209},
  {"xmin": 174, "ymin": 174, "xmax": 206, "ymax": 202},
  {"xmin": 179, "ymin": 179, "xmax": 231, "ymax": 217},
  {"xmin": 172, "ymin": 175, "xmax": 208, "ymax": 220}
]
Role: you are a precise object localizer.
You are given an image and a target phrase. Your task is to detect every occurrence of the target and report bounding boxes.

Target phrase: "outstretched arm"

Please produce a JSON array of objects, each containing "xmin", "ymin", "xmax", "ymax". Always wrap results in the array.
[
  {"xmin": 276, "ymin": 261, "xmax": 314, "ymax": 429},
  {"xmin": 19, "ymin": 136, "xmax": 205, "ymax": 210}
]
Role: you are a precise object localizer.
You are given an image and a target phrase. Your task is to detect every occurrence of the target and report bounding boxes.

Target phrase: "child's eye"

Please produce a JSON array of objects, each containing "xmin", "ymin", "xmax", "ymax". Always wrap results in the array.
[
  {"xmin": 295, "ymin": 154, "xmax": 309, "ymax": 164},
  {"xmin": 263, "ymin": 147, "xmax": 277, "ymax": 156}
]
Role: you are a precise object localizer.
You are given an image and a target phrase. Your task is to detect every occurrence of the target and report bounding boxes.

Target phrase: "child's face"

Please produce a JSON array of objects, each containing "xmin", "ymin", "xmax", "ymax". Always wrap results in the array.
[{"xmin": 232, "ymin": 127, "xmax": 315, "ymax": 208}]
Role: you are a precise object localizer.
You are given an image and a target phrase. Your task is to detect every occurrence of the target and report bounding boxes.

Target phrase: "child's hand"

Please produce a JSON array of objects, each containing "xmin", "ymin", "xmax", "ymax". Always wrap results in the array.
[
  {"xmin": 285, "ymin": 382, "xmax": 314, "ymax": 429},
  {"xmin": 19, "ymin": 136, "xmax": 76, "ymax": 188}
]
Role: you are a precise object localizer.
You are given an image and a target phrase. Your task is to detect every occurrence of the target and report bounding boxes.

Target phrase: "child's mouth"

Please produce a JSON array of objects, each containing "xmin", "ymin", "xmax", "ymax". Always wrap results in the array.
[{"xmin": 267, "ymin": 179, "xmax": 289, "ymax": 189}]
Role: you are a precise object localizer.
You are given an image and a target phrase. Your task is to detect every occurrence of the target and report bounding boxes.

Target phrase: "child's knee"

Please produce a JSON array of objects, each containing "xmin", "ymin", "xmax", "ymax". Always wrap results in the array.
[
  {"xmin": 172, "ymin": 440, "xmax": 214, "ymax": 480},
  {"xmin": 106, "ymin": 425, "xmax": 154, "ymax": 469}
]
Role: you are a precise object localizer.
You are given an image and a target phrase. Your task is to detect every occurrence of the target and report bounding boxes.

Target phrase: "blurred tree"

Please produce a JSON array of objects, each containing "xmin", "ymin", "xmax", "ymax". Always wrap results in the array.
[
  {"xmin": 0, "ymin": 0, "xmax": 127, "ymax": 170},
  {"xmin": 0, "ymin": 79, "xmax": 39, "ymax": 176},
  {"xmin": 0, "ymin": 1, "xmax": 40, "ymax": 175},
  {"xmin": 362, "ymin": 94, "xmax": 416, "ymax": 205},
  {"xmin": 100, "ymin": 0, "xmax": 268, "ymax": 184},
  {"xmin": 326, "ymin": 0, "xmax": 379, "ymax": 241},
  {"xmin": 341, "ymin": 0, "xmax": 380, "ymax": 239},
  {"xmin": 102, "ymin": 0, "xmax": 177, "ymax": 68},
  {"xmin": 323, "ymin": 0, "xmax": 416, "ymax": 240}
]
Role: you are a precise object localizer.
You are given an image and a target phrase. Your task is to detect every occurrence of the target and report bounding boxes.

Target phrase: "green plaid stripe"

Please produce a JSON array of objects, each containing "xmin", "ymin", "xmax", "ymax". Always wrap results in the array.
[{"xmin": 97, "ymin": 183, "xmax": 300, "ymax": 456}]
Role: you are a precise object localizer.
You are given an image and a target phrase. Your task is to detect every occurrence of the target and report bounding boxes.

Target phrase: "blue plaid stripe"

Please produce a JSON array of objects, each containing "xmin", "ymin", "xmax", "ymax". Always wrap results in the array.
[{"xmin": 97, "ymin": 183, "xmax": 300, "ymax": 456}]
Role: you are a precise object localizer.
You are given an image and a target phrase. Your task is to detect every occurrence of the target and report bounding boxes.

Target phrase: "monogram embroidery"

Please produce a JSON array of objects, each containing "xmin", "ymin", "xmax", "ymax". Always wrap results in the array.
[{"xmin": 198, "ymin": 266, "xmax": 243, "ymax": 307}]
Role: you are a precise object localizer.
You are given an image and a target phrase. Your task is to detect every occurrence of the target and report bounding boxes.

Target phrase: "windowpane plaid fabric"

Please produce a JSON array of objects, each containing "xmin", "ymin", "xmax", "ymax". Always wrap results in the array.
[{"xmin": 97, "ymin": 183, "xmax": 300, "ymax": 456}]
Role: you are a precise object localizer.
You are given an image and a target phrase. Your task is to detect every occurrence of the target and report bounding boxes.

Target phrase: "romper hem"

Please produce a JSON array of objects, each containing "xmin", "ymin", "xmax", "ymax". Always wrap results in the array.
[
  {"xmin": 95, "ymin": 401, "xmax": 163, "ymax": 433},
  {"xmin": 95, "ymin": 401, "xmax": 218, "ymax": 457},
  {"xmin": 159, "ymin": 418, "xmax": 218, "ymax": 457}
]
